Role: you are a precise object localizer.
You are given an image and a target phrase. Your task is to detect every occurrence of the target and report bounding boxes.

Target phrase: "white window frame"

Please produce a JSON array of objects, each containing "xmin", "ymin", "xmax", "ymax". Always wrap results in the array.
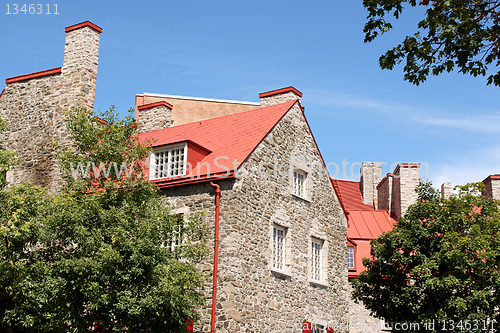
[
  {"xmin": 169, "ymin": 214, "xmax": 185, "ymax": 252},
  {"xmin": 312, "ymin": 324, "xmax": 325, "ymax": 333},
  {"xmin": 311, "ymin": 238, "xmax": 323, "ymax": 282},
  {"xmin": 272, "ymin": 225, "xmax": 286, "ymax": 271},
  {"xmin": 149, "ymin": 143, "xmax": 187, "ymax": 180},
  {"xmin": 348, "ymin": 246, "xmax": 355, "ymax": 269},
  {"xmin": 293, "ymin": 169, "xmax": 306, "ymax": 197}
]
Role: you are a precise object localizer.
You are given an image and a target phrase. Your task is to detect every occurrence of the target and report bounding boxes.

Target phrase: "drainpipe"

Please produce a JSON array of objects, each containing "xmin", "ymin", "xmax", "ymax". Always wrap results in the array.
[{"xmin": 210, "ymin": 182, "xmax": 221, "ymax": 333}]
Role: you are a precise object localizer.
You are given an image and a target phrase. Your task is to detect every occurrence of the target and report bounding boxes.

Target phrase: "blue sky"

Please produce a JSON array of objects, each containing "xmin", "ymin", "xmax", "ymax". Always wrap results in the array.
[{"xmin": 1, "ymin": 0, "xmax": 499, "ymax": 187}]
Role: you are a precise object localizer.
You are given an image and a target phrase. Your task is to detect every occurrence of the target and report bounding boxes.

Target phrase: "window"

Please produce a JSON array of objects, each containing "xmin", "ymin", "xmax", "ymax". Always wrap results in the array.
[
  {"xmin": 312, "ymin": 324, "xmax": 325, "ymax": 333},
  {"xmin": 347, "ymin": 246, "xmax": 355, "ymax": 269},
  {"xmin": 273, "ymin": 225, "xmax": 286, "ymax": 271},
  {"xmin": 293, "ymin": 170, "xmax": 306, "ymax": 197},
  {"xmin": 169, "ymin": 214, "xmax": 185, "ymax": 252},
  {"xmin": 150, "ymin": 143, "xmax": 187, "ymax": 180},
  {"xmin": 311, "ymin": 239, "xmax": 322, "ymax": 281}
]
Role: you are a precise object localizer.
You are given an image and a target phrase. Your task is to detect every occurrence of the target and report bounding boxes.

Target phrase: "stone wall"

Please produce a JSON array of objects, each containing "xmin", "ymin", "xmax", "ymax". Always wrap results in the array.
[
  {"xmin": 347, "ymin": 283, "xmax": 383, "ymax": 333},
  {"xmin": 0, "ymin": 22, "xmax": 101, "ymax": 192},
  {"xmin": 137, "ymin": 102, "xmax": 172, "ymax": 132},
  {"xmin": 259, "ymin": 88, "xmax": 302, "ymax": 107},
  {"xmin": 161, "ymin": 103, "xmax": 348, "ymax": 332}
]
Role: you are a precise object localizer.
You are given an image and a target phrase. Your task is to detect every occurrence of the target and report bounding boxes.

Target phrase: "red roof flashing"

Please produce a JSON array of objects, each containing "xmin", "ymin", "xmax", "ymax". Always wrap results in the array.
[
  {"xmin": 137, "ymin": 101, "xmax": 173, "ymax": 111},
  {"xmin": 6, "ymin": 67, "xmax": 62, "ymax": 84},
  {"xmin": 394, "ymin": 163, "xmax": 420, "ymax": 174},
  {"xmin": 484, "ymin": 174, "xmax": 500, "ymax": 182},
  {"xmin": 259, "ymin": 86, "xmax": 302, "ymax": 98},
  {"xmin": 65, "ymin": 21, "xmax": 102, "ymax": 34},
  {"xmin": 0, "ymin": 88, "xmax": 4, "ymax": 99},
  {"xmin": 376, "ymin": 173, "xmax": 393, "ymax": 189}
]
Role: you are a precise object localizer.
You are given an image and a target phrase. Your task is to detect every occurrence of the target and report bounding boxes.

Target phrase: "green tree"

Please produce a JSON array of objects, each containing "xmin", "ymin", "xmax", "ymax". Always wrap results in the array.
[
  {"xmin": 0, "ymin": 117, "xmax": 18, "ymax": 188},
  {"xmin": 363, "ymin": 0, "xmax": 500, "ymax": 86},
  {"xmin": 352, "ymin": 180, "xmax": 500, "ymax": 332},
  {"xmin": 0, "ymin": 108, "xmax": 208, "ymax": 333}
]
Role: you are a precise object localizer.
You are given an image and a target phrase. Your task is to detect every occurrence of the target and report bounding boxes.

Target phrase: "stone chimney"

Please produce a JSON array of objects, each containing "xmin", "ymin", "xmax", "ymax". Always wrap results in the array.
[
  {"xmin": 0, "ymin": 21, "xmax": 102, "ymax": 192},
  {"xmin": 377, "ymin": 173, "xmax": 393, "ymax": 213},
  {"xmin": 62, "ymin": 21, "xmax": 102, "ymax": 111},
  {"xmin": 482, "ymin": 175, "xmax": 500, "ymax": 200},
  {"xmin": 377, "ymin": 163, "xmax": 420, "ymax": 219},
  {"xmin": 360, "ymin": 162, "xmax": 382, "ymax": 206},
  {"xmin": 259, "ymin": 86, "xmax": 302, "ymax": 107},
  {"xmin": 136, "ymin": 101, "xmax": 173, "ymax": 132},
  {"xmin": 393, "ymin": 163, "xmax": 420, "ymax": 219},
  {"xmin": 441, "ymin": 182, "xmax": 453, "ymax": 199}
]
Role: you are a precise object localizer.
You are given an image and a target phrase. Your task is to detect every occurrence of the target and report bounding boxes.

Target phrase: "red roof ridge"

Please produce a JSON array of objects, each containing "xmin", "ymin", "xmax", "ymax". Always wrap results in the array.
[
  {"xmin": 6, "ymin": 67, "xmax": 62, "ymax": 84},
  {"xmin": 65, "ymin": 21, "xmax": 102, "ymax": 34}
]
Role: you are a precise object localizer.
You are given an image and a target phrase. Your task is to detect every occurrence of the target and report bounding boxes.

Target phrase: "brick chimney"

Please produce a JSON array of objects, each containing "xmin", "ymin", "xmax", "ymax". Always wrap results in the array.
[
  {"xmin": 441, "ymin": 182, "xmax": 453, "ymax": 199},
  {"xmin": 259, "ymin": 86, "xmax": 302, "ymax": 107},
  {"xmin": 377, "ymin": 173, "xmax": 393, "ymax": 213},
  {"xmin": 360, "ymin": 162, "xmax": 381, "ymax": 207},
  {"xmin": 482, "ymin": 175, "xmax": 500, "ymax": 200},
  {"xmin": 136, "ymin": 101, "xmax": 173, "ymax": 132}
]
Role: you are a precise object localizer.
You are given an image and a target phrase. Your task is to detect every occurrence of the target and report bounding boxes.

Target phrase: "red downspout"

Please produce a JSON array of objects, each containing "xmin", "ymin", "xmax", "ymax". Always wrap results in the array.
[{"xmin": 210, "ymin": 182, "xmax": 221, "ymax": 333}]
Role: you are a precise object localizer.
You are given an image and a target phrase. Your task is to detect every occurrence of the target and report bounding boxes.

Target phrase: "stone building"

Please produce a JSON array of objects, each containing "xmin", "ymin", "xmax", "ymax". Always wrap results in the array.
[
  {"xmin": 0, "ymin": 21, "xmax": 102, "ymax": 193},
  {"xmin": 0, "ymin": 22, "xmax": 349, "ymax": 332}
]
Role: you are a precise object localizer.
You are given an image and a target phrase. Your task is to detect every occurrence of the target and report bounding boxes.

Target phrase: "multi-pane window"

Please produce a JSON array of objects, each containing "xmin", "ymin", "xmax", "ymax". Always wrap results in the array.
[
  {"xmin": 293, "ymin": 170, "xmax": 306, "ymax": 197},
  {"xmin": 273, "ymin": 226, "xmax": 285, "ymax": 270},
  {"xmin": 312, "ymin": 324, "xmax": 325, "ymax": 333},
  {"xmin": 348, "ymin": 246, "xmax": 355, "ymax": 269},
  {"xmin": 311, "ymin": 239, "xmax": 322, "ymax": 281},
  {"xmin": 150, "ymin": 144, "xmax": 187, "ymax": 180},
  {"xmin": 169, "ymin": 214, "xmax": 185, "ymax": 252}
]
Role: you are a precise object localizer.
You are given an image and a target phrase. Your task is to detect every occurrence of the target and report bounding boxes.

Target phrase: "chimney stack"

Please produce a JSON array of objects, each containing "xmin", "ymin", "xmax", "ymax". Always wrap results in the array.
[
  {"xmin": 62, "ymin": 21, "xmax": 102, "ymax": 110},
  {"xmin": 259, "ymin": 86, "xmax": 302, "ymax": 107},
  {"xmin": 441, "ymin": 182, "xmax": 453, "ymax": 199},
  {"xmin": 393, "ymin": 163, "xmax": 420, "ymax": 219},
  {"xmin": 482, "ymin": 175, "xmax": 500, "ymax": 200},
  {"xmin": 360, "ymin": 162, "xmax": 382, "ymax": 207},
  {"xmin": 377, "ymin": 173, "xmax": 393, "ymax": 213}
]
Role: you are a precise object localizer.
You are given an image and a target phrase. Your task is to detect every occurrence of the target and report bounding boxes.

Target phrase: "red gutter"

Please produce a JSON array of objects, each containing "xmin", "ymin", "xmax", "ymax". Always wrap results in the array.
[{"xmin": 210, "ymin": 181, "xmax": 221, "ymax": 333}]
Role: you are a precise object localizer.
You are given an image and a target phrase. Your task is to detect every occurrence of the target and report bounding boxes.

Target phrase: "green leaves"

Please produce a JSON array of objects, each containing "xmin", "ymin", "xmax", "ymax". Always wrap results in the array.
[
  {"xmin": 352, "ymin": 180, "xmax": 500, "ymax": 331},
  {"xmin": 0, "ymin": 108, "xmax": 208, "ymax": 332},
  {"xmin": 363, "ymin": 0, "xmax": 500, "ymax": 86}
]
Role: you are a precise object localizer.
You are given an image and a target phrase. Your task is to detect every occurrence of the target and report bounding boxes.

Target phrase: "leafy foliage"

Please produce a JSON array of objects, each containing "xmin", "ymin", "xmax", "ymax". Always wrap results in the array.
[
  {"xmin": 0, "ymin": 108, "xmax": 208, "ymax": 332},
  {"xmin": 352, "ymin": 181, "xmax": 500, "ymax": 332},
  {"xmin": 363, "ymin": 0, "xmax": 500, "ymax": 86},
  {"xmin": 0, "ymin": 117, "xmax": 19, "ymax": 188}
]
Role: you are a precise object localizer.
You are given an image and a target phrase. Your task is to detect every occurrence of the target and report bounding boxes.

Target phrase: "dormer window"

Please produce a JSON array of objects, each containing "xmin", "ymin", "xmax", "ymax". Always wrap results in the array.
[{"xmin": 150, "ymin": 143, "xmax": 187, "ymax": 180}]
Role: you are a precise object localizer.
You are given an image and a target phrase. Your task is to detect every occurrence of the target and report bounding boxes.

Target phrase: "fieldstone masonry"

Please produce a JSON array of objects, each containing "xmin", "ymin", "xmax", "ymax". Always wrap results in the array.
[
  {"xmin": 393, "ymin": 164, "xmax": 420, "ymax": 219},
  {"xmin": 0, "ymin": 21, "xmax": 101, "ymax": 192},
  {"xmin": 136, "ymin": 101, "xmax": 173, "ymax": 132},
  {"xmin": 163, "ymin": 103, "xmax": 349, "ymax": 332},
  {"xmin": 259, "ymin": 87, "xmax": 302, "ymax": 107}
]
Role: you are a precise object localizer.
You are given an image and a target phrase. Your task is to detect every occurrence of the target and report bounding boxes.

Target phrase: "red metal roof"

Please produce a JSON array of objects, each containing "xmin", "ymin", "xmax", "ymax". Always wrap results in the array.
[
  {"xmin": 347, "ymin": 210, "xmax": 395, "ymax": 239},
  {"xmin": 259, "ymin": 86, "xmax": 303, "ymax": 98},
  {"xmin": 331, "ymin": 179, "xmax": 373, "ymax": 213},
  {"xmin": 139, "ymin": 99, "xmax": 298, "ymax": 186}
]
